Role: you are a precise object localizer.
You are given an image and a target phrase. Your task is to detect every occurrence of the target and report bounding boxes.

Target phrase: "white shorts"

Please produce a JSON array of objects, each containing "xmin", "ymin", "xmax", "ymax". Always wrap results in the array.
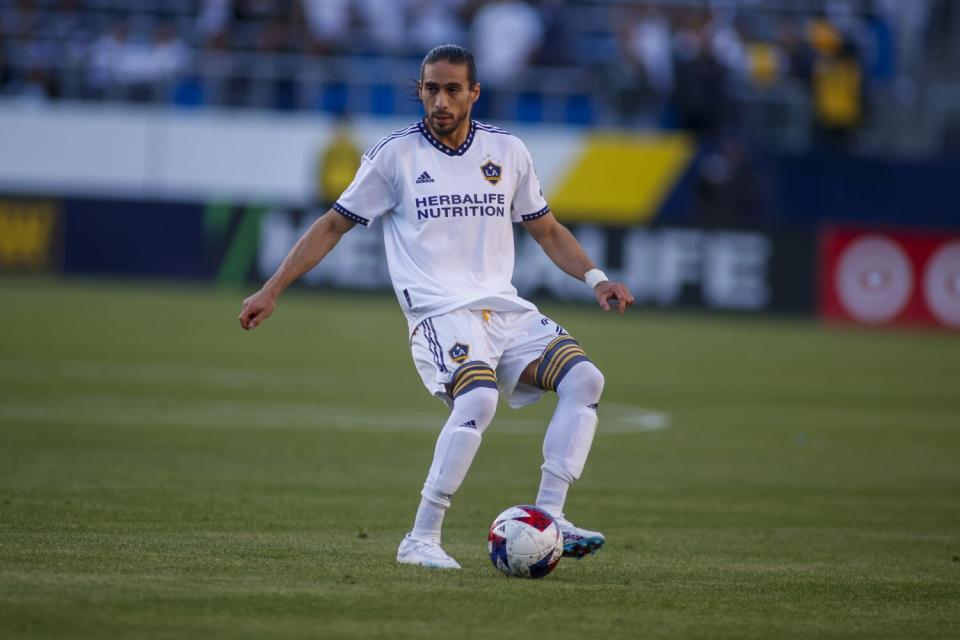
[{"xmin": 410, "ymin": 308, "xmax": 569, "ymax": 409}]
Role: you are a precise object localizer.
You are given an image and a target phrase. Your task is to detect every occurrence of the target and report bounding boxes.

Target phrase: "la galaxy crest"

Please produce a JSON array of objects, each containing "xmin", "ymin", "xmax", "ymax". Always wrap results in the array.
[
  {"xmin": 448, "ymin": 342, "xmax": 470, "ymax": 364},
  {"xmin": 481, "ymin": 160, "xmax": 502, "ymax": 185}
]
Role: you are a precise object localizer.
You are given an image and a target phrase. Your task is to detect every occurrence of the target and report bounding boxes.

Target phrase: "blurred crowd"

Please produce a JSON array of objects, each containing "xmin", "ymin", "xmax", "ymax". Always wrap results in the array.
[
  {"xmin": 614, "ymin": 1, "xmax": 925, "ymax": 145},
  {"xmin": 0, "ymin": 0, "xmax": 563, "ymax": 98},
  {"xmin": 0, "ymin": 0, "xmax": 951, "ymax": 150}
]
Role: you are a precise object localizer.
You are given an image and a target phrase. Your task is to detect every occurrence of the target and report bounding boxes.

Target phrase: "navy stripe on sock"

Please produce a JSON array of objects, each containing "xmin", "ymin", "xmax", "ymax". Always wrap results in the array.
[
  {"xmin": 453, "ymin": 376, "xmax": 498, "ymax": 397},
  {"xmin": 536, "ymin": 336, "xmax": 591, "ymax": 391},
  {"xmin": 536, "ymin": 337, "xmax": 579, "ymax": 382},
  {"xmin": 452, "ymin": 360, "xmax": 496, "ymax": 398}
]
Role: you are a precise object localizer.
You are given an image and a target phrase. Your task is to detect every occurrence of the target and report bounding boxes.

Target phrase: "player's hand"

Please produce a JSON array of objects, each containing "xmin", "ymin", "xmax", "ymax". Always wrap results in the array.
[
  {"xmin": 238, "ymin": 288, "xmax": 277, "ymax": 331},
  {"xmin": 594, "ymin": 281, "xmax": 635, "ymax": 315}
]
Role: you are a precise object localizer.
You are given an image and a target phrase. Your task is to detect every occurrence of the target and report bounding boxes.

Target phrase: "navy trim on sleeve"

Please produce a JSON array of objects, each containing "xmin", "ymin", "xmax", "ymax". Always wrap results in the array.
[
  {"xmin": 332, "ymin": 202, "xmax": 369, "ymax": 226},
  {"xmin": 520, "ymin": 206, "xmax": 551, "ymax": 222}
]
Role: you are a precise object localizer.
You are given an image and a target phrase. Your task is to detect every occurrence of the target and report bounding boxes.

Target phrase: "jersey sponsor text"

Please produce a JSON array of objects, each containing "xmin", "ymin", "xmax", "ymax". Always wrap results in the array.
[{"xmin": 415, "ymin": 193, "xmax": 506, "ymax": 220}]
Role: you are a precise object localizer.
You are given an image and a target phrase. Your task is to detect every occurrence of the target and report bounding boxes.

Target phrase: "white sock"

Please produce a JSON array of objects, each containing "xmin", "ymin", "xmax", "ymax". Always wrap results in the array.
[
  {"xmin": 411, "ymin": 496, "xmax": 446, "ymax": 545},
  {"xmin": 536, "ymin": 361, "xmax": 604, "ymax": 519},
  {"xmin": 410, "ymin": 386, "xmax": 499, "ymax": 543},
  {"xmin": 535, "ymin": 467, "xmax": 569, "ymax": 520}
]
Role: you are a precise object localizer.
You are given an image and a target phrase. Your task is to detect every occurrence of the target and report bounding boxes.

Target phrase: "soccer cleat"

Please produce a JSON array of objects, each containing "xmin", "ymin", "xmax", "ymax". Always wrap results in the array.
[
  {"xmin": 555, "ymin": 519, "xmax": 605, "ymax": 559},
  {"xmin": 396, "ymin": 534, "xmax": 462, "ymax": 569}
]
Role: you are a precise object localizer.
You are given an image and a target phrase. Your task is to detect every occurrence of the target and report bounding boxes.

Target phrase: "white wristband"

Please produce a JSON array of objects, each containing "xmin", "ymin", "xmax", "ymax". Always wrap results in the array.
[{"xmin": 584, "ymin": 268, "xmax": 608, "ymax": 289}]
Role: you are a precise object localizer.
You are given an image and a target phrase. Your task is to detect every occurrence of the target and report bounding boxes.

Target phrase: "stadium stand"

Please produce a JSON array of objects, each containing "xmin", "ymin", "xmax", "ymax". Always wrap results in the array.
[{"xmin": 1, "ymin": 0, "xmax": 958, "ymax": 153}]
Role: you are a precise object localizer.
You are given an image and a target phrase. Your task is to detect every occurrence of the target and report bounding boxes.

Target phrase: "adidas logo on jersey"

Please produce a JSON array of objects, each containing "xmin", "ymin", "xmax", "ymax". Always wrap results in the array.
[{"xmin": 415, "ymin": 171, "xmax": 435, "ymax": 184}]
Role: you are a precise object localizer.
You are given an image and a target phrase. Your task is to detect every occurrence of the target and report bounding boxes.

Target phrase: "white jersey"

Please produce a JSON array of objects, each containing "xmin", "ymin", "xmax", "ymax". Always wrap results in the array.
[{"xmin": 334, "ymin": 119, "xmax": 550, "ymax": 332}]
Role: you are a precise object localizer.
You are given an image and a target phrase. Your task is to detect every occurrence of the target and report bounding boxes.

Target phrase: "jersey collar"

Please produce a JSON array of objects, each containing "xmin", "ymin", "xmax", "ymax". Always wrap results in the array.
[{"xmin": 418, "ymin": 119, "xmax": 476, "ymax": 156}]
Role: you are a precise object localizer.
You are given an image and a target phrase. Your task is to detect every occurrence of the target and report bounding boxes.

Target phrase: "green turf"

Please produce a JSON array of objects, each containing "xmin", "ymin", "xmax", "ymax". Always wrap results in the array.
[{"xmin": 1, "ymin": 276, "xmax": 958, "ymax": 639}]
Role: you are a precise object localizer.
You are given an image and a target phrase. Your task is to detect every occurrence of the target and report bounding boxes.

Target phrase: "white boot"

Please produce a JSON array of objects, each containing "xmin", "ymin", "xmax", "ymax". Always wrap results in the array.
[{"xmin": 396, "ymin": 534, "xmax": 461, "ymax": 569}]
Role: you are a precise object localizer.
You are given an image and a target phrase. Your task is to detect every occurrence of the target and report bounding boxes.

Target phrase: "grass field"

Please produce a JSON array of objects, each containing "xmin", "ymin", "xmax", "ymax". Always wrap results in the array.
[{"xmin": 1, "ymin": 277, "xmax": 958, "ymax": 639}]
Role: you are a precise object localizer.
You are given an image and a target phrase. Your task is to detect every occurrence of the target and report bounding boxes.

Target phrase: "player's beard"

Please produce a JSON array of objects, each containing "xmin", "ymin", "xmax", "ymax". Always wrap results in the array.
[{"xmin": 429, "ymin": 110, "xmax": 467, "ymax": 139}]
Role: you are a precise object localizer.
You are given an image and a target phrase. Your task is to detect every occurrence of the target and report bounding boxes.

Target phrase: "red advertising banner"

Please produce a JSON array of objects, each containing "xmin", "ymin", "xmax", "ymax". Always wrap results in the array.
[{"xmin": 820, "ymin": 227, "xmax": 960, "ymax": 330}]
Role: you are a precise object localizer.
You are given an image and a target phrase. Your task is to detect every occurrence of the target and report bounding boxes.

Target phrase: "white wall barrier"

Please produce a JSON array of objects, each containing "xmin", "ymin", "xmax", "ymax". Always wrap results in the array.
[{"xmin": 0, "ymin": 102, "xmax": 580, "ymax": 205}]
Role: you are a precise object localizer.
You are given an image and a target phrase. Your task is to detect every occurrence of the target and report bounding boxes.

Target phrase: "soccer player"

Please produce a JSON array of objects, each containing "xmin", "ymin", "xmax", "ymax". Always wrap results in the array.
[{"xmin": 239, "ymin": 44, "xmax": 635, "ymax": 569}]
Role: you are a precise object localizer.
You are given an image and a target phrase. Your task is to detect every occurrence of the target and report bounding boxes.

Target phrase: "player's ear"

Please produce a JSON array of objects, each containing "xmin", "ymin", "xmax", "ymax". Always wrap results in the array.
[{"xmin": 470, "ymin": 82, "xmax": 480, "ymax": 104}]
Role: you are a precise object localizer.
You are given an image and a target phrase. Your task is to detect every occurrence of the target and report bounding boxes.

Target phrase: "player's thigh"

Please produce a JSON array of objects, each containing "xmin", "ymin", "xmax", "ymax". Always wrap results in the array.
[
  {"xmin": 410, "ymin": 309, "xmax": 496, "ymax": 403},
  {"xmin": 502, "ymin": 311, "xmax": 595, "ymax": 391},
  {"xmin": 494, "ymin": 311, "xmax": 570, "ymax": 407}
]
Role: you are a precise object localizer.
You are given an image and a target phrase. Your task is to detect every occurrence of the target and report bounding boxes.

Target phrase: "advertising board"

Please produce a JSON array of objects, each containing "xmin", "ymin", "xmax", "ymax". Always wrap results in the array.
[
  {"xmin": 820, "ymin": 227, "xmax": 960, "ymax": 329},
  {"xmin": 258, "ymin": 207, "xmax": 816, "ymax": 314}
]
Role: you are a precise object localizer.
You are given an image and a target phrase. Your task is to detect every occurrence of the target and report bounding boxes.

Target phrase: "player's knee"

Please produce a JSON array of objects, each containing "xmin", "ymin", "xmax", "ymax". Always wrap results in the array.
[
  {"xmin": 561, "ymin": 361, "xmax": 604, "ymax": 402},
  {"xmin": 450, "ymin": 361, "xmax": 498, "ymax": 428},
  {"xmin": 535, "ymin": 335, "xmax": 594, "ymax": 393},
  {"xmin": 452, "ymin": 387, "xmax": 498, "ymax": 430}
]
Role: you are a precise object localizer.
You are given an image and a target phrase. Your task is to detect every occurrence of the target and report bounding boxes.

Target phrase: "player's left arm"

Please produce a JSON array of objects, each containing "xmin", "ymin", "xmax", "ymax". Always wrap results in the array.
[{"xmin": 523, "ymin": 212, "xmax": 635, "ymax": 314}]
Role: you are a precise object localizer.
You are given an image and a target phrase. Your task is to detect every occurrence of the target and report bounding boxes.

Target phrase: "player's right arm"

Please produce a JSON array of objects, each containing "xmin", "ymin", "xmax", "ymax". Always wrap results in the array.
[{"xmin": 238, "ymin": 209, "xmax": 355, "ymax": 330}]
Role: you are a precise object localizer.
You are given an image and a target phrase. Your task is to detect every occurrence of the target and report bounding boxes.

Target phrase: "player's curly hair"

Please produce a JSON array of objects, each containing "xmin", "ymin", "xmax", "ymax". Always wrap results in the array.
[{"xmin": 419, "ymin": 44, "xmax": 478, "ymax": 88}]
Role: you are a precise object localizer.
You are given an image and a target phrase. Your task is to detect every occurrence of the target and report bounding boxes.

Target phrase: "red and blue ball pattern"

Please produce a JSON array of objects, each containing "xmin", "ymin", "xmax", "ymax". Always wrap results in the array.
[{"xmin": 487, "ymin": 505, "xmax": 563, "ymax": 579}]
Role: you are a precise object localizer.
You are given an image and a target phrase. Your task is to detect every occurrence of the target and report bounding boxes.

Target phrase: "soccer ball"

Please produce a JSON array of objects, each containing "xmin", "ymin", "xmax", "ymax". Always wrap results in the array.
[{"xmin": 487, "ymin": 505, "xmax": 563, "ymax": 578}]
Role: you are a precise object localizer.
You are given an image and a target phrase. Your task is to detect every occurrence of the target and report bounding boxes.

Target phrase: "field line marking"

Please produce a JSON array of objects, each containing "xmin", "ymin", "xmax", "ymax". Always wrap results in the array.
[
  {"xmin": 0, "ymin": 359, "xmax": 344, "ymax": 391},
  {"xmin": 0, "ymin": 394, "xmax": 670, "ymax": 434}
]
